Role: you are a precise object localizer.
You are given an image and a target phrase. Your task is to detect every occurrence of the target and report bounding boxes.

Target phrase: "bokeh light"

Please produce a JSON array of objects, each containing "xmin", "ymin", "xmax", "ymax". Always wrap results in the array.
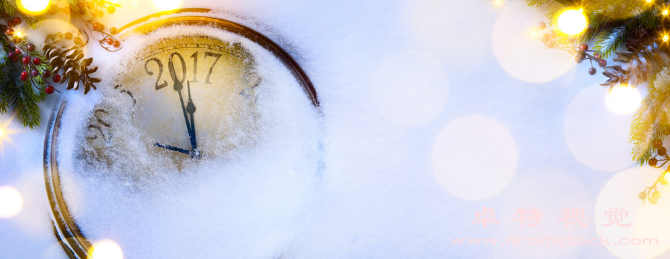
[
  {"xmin": 90, "ymin": 240, "xmax": 123, "ymax": 259},
  {"xmin": 0, "ymin": 128, "xmax": 4, "ymax": 137},
  {"xmin": 18, "ymin": 0, "xmax": 49, "ymax": 14},
  {"xmin": 0, "ymin": 186, "xmax": 23, "ymax": 218},
  {"xmin": 663, "ymin": 9, "xmax": 669, "ymax": 16},
  {"xmin": 595, "ymin": 167, "xmax": 670, "ymax": 258},
  {"xmin": 432, "ymin": 115, "xmax": 518, "ymax": 200},
  {"xmin": 557, "ymin": 9, "xmax": 587, "ymax": 35},
  {"xmin": 564, "ymin": 85, "xmax": 634, "ymax": 171},
  {"xmin": 605, "ymin": 85, "xmax": 642, "ymax": 115},
  {"xmin": 492, "ymin": 0, "xmax": 575, "ymax": 83},
  {"xmin": 153, "ymin": 0, "xmax": 182, "ymax": 10}
]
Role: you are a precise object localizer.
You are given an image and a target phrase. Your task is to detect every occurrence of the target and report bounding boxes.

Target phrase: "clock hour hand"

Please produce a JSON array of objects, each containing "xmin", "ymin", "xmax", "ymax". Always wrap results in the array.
[{"xmin": 154, "ymin": 143, "xmax": 191, "ymax": 155}]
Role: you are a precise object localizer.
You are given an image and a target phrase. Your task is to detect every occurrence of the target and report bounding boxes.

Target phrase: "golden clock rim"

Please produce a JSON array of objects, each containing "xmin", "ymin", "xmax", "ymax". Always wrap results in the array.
[{"xmin": 43, "ymin": 9, "xmax": 320, "ymax": 259}]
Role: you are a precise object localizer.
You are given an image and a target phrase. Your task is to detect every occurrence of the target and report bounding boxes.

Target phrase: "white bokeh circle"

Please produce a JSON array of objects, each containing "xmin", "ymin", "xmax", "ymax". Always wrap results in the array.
[
  {"xmin": 595, "ymin": 167, "xmax": 670, "ymax": 259},
  {"xmin": 432, "ymin": 115, "xmax": 518, "ymax": 200},
  {"xmin": 0, "ymin": 186, "xmax": 23, "ymax": 218},
  {"xmin": 371, "ymin": 50, "xmax": 449, "ymax": 127},
  {"xmin": 404, "ymin": 0, "xmax": 493, "ymax": 67},
  {"xmin": 492, "ymin": 0, "xmax": 575, "ymax": 83},
  {"xmin": 565, "ymin": 85, "xmax": 634, "ymax": 171}
]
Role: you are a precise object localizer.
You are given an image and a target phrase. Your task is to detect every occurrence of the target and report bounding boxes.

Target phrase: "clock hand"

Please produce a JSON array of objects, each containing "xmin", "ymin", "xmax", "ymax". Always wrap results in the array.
[
  {"xmin": 186, "ymin": 81, "xmax": 197, "ymax": 150},
  {"xmin": 168, "ymin": 59, "xmax": 198, "ymax": 150},
  {"xmin": 154, "ymin": 143, "xmax": 191, "ymax": 155}
]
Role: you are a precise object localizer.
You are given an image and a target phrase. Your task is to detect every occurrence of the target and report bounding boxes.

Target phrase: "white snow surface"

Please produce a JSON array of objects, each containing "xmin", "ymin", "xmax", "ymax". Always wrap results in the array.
[{"xmin": 1, "ymin": 0, "xmax": 667, "ymax": 258}]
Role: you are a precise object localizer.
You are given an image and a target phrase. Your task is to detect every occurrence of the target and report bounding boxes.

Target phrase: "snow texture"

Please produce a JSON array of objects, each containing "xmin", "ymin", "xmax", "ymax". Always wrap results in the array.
[{"xmin": 1, "ymin": 0, "xmax": 668, "ymax": 258}]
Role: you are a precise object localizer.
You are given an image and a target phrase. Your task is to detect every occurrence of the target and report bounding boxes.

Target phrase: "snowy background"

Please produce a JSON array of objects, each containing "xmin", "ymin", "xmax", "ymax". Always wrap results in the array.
[{"xmin": 2, "ymin": 0, "xmax": 670, "ymax": 258}]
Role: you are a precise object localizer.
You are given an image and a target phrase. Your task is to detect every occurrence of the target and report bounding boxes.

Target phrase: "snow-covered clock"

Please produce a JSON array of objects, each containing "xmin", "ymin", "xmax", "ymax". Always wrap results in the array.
[{"xmin": 43, "ymin": 9, "xmax": 322, "ymax": 258}]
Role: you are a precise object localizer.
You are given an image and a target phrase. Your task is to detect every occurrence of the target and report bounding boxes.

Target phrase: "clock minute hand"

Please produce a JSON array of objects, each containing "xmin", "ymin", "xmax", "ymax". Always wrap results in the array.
[
  {"xmin": 186, "ymin": 81, "xmax": 197, "ymax": 151},
  {"xmin": 168, "ymin": 59, "xmax": 195, "ymax": 141}
]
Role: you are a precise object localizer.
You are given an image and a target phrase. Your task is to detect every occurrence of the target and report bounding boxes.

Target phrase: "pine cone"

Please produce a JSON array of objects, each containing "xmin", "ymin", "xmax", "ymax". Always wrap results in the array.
[
  {"xmin": 42, "ymin": 34, "xmax": 100, "ymax": 94},
  {"xmin": 600, "ymin": 28, "xmax": 664, "ymax": 91}
]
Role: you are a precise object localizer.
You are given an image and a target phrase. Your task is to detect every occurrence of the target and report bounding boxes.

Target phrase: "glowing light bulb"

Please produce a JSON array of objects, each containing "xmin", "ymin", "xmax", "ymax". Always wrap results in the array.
[
  {"xmin": 153, "ymin": 0, "xmax": 182, "ymax": 10},
  {"xmin": 15, "ymin": 31, "xmax": 23, "ymax": 38},
  {"xmin": 664, "ymin": 35, "xmax": 669, "ymax": 42},
  {"xmin": 0, "ymin": 186, "xmax": 23, "ymax": 218},
  {"xmin": 90, "ymin": 240, "xmax": 123, "ymax": 259},
  {"xmin": 557, "ymin": 9, "xmax": 588, "ymax": 35},
  {"xmin": 19, "ymin": 0, "xmax": 50, "ymax": 13},
  {"xmin": 647, "ymin": 0, "xmax": 653, "ymax": 3},
  {"xmin": 664, "ymin": 10, "xmax": 669, "ymax": 16},
  {"xmin": 605, "ymin": 85, "xmax": 642, "ymax": 115},
  {"xmin": 531, "ymin": 30, "xmax": 537, "ymax": 37}
]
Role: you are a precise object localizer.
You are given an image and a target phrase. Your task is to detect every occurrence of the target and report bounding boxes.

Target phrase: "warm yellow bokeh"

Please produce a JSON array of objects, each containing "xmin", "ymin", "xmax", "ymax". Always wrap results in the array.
[
  {"xmin": 90, "ymin": 240, "xmax": 123, "ymax": 259},
  {"xmin": 557, "ymin": 9, "xmax": 587, "ymax": 35},
  {"xmin": 0, "ymin": 186, "xmax": 23, "ymax": 218},
  {"xmin": 18, "ymin": 0, "xmax": 49, "ymax": 14},
  {"xmin": 605, "ymin": 85, "xmax": 642, "ymax": 115},
  {"xmin": 153, "ymin": 0, "xmax": 182, "ymax": 10}
]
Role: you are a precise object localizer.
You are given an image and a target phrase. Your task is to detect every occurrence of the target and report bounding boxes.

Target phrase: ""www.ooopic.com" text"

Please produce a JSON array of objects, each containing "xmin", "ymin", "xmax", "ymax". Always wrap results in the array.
[{"xmin": 450, "ymin": 237, "xmax": 658, "ymax": 246}]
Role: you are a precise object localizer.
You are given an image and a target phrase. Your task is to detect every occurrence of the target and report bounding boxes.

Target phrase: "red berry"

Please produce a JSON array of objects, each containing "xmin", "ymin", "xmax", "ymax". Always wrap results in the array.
[
  {"xmin": 93, "ymin": 22, "xmax": 103, "ymax": 31},
  {"xmin": 548, "ymin": 30, "xmax": 557, "ymax": 38},
  {"xmin": 7, "ymin": 21, "xmax": 13, "ymax": 28},
  {"xmin": 64, "ymin": 32, "xmax": 73, "ymax": 40},
  {"xmin": 106, "ymin": 38, "xmax": 114, "ymax": 45},
  {"xmin": 640, "ymin": 191, "xmax": 647, "ymax": 200},
  {"xmin": 594, "ymin": 53, "xmax": 601, "ymax": 59},
  {"xmin": 579, "ymin": 43, "xmax": 588, "ymax": 51},
  {"xmin": 541, "ymin": 33, "xmax": 550, "ymax": 42},
  {"xmin": 74, "ymin": 37, "xmax": 82, "ymax": 45},
  {"xmin": 45, "ymin": 85, "xmax": 55, "ymax": 94},
  {"xmin": 27, "ymin": 43, "xmax": 35, "ymax": 52},
  {"xmin": 52, "ymin": 74, "xmax": 61, "ymax": 83},
  {"xmin": 20, "ymin": 71, "xmax": 28, "ymax": 80},
  {"xmin": 22, "ymin": 56, "xmax": 30, "ymax": 64},
  {"xmin": 32, "ymin": 57, "xmax": 41, "ymax": 65},
  {"xmin": 87, "ymin": 1, "xmax": 95, "ymax": 9},
  {"xmin": 14, "ymin": 48, "xmax": 20, "ymax": 54},
  {"xmin": 575, "ymin": 53, "xmax": 586, "ymax": 63},
  {"xmin": 113, "ymin": 40, "xmax": 120, "ymax": 48},
  {"xmin": 654, "ymin": 140, "xmax": 663, "ymax": 148},
  {"xmin": 42, "ymin": 70, "xmax": 51, "ymax": 78},
  {"xmin": 31, "ymin": 70, "xmax": 38, "ymax": 77},
  {"xmin": 5, "ymin": 28, "xmax": 13, "ymax": 36},
  {"xmin": 11, "ymin": 56, "xmax": 18, "ymax": 62},
  {"xmin": 110, "ymin": 27, "xmax": 118, "ymax": 35},
  {"xmin": 546, "ymin": 40, "xmax": 556, "ymax": 49},
  {"xmin": 13, "ymin": 17, "xmax": 21, "ymax": 25},
  {"xmin": 589, "ymin": 67, "xmax": 596, "ymax": 75},
  {"xmin": 7, "ymin": 52, "xmax": 15, "ymax": 59},
  {"xmin": 650, "ymin": 157, "xmax": 659, "ymax": 167},
  {"xmin": 538, "ymin": 22, "xmax": 546, "ymax": 30},
  {"xmin": 599, "ymin": 59, "xmax": 607, "ymax": 68}
]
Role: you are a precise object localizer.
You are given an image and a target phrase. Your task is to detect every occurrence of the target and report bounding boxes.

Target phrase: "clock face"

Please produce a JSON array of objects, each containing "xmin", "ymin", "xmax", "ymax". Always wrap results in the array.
[
  {"xmin": 75, "ymin": 36, "xmax": 264, "ymax": 179},
  {"xmin": 45, "ymin": 15, "xmax": 321, "ymax": 258}
]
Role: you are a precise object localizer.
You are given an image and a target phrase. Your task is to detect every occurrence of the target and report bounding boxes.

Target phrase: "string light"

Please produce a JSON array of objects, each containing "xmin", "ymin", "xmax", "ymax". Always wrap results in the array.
[
  {"xmin": 531, "ymin": 30, "xmax": 537, "ymax": 37},
  {"xmin": 153, "ymin": 0, "xmax": 182, "ymax": 10},
  {"xmin": 18, "ymin": 0, "xmax": 50, "ymax": 14},
  {"xmin": 90, "ymin": 240, "xmax": 123, "ymax": 259},
  {"xmin": 664, "ymin": 9, "xmax": 669, "ymax": 16},
  {"xmin": 557, "ymin": 9, "xmax": 588, "ymax": 35},
  {"xmin": 0, "ymin": 186, "xmax": 23, "ymax": 218},
  {"xmin": 647, "ymin": 0, "xmax": 653, "ymax": 3},
  {"xmin": 664, "ymin": 35, "xmax": 669, "ymax": 42},
  {"xmin": 14, "ymin": 31, "xmax": 22, "ymax": 38},
  {"xmin": 494, "ymin": 0, "xmax": 502, "ymax": 5}
]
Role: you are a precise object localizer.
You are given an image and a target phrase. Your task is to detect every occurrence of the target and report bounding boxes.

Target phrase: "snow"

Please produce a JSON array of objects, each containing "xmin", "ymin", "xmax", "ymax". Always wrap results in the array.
[{"xmin": 1, "ymin": 0, "xmax": 669, "ymax": 258}]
